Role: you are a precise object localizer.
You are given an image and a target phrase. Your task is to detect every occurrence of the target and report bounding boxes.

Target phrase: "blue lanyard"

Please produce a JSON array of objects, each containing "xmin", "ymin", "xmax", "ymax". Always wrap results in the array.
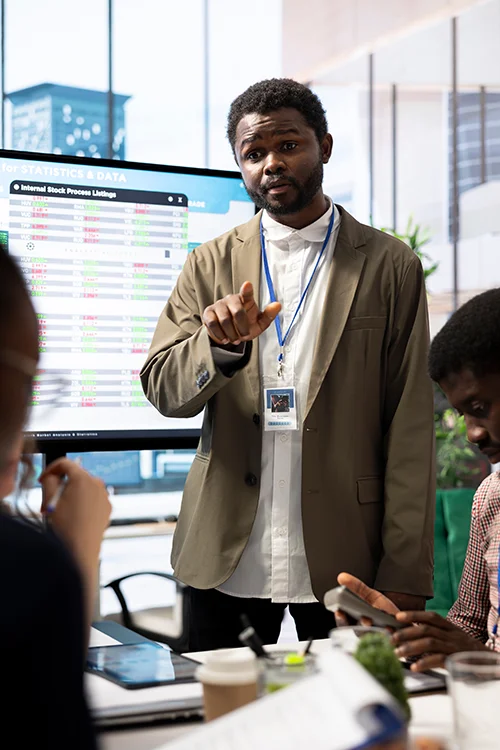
[
  {"xmin": 493, "ymin": 542, "xmax": 500, "ymax": 638},
  {"xmin": 260, "ymin": 207, "xmax": 335, "ymax": 377}
]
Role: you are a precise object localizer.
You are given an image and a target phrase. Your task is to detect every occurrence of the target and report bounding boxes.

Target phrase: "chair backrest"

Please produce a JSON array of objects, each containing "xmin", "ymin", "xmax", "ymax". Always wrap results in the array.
[{"xmin": 426, "ymin": 488, "xmax": 475, "ymax": 617}]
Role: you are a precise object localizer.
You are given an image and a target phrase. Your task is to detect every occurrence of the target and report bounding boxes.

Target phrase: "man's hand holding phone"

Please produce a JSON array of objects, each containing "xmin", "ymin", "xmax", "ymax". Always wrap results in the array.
[{"xmin": 333, "ymin": 573, "xmax": 488, "ymax": 671}]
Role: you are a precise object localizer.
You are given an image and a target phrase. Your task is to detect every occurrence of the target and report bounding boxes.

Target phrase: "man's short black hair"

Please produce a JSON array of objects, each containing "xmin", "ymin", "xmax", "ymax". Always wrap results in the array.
[
  {"xmin": 227, "ymin": 78, "xmax": 328, "ymax": 153},
  {"xmin": 429, "ymin": 288, "xmax": 500, "ymax": 382}
]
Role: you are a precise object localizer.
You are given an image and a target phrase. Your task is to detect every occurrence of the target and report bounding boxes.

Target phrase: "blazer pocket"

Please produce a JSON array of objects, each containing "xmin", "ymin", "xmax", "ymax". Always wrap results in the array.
[
  {"xmin": 345, "ymin": 316, "xmax": 386, "ymax": 331},
  {"xmin": 357, "ymin": 477, "xmax": 383, "ymax": 504}
]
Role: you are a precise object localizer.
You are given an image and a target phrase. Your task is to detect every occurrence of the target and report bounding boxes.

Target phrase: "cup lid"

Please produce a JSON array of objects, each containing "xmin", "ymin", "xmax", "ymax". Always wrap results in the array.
[{"xmin": 196, "ymin": 650, "xmax": 258, "ymax": 686}]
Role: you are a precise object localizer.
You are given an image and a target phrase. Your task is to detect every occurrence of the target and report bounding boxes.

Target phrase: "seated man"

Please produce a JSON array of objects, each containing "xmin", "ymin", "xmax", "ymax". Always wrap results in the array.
[{"xmin": 338, "ymin": 288, "xmax": 500, "ymax": 672}]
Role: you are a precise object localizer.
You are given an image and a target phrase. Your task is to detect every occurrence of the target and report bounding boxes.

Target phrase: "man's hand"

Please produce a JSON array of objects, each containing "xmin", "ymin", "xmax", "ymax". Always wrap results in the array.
[
  {"xmin": 202, "ymin": 281, "xmax": 281, "ymax": 346},
  {"xmin": 335, "ymin": 574, "xmax": 488, "ymax": 672},
  {"xmin": 392, "ymin": 611, "xmax": 488, "ymax": 671},
  {"xmin": 383, "ymin": 592, "xmax": 426, "ymax": 612},
  {"xmin": 334, "ymin": 573, "xmax": 399, "ymax": 627}
]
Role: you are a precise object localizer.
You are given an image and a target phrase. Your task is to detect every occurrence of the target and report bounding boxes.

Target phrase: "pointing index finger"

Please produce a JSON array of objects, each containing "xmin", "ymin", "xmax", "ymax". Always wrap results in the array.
[{"xmin": 239, "ymin": 281, "xmax": 255, "ymax": 307}]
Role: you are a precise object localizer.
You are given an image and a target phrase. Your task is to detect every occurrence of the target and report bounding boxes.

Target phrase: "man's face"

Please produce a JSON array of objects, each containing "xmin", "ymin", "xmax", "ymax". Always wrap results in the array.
[
  {"xmin": 234, "ymin": 108, "xmax": 332, "ymax": 216},
  {"xmin": 440, "ymin": 368, "xmax": 500, "ymax": 464}
]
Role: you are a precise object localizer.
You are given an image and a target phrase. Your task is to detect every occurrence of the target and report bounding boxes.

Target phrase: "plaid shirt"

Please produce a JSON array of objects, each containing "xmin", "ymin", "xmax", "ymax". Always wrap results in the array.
[{"xmin": 447, "ymin": 472, "xmax": 500, "ymax": 649}]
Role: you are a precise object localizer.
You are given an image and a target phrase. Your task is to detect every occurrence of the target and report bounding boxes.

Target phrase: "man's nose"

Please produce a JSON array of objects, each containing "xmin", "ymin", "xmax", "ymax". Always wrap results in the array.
[
  {"xmin": 465, "ymin": 416, "xmax": 488, "ymax": 445},
  {"xmin": 263, "ymin": 151, "xmax": 286, "ymax": 175}
]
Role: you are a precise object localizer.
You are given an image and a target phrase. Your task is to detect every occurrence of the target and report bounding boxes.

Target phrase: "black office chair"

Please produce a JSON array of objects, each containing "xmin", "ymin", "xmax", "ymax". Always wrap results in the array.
[{"xmin": 103, "ymin": 571, "xmax": 190, "ymax": 653}]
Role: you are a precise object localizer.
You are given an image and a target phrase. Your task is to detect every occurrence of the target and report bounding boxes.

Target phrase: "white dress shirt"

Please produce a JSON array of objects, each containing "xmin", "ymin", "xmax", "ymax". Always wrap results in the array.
[{"xmin": 216, "ymin": 201, "xmax": 341, "ymax": 603}]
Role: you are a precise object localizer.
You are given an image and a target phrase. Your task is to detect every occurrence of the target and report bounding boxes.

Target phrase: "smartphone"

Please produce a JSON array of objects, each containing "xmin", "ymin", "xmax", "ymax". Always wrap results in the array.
[
  {"xmin": 323, "ymin": 585, "xmax": 405, "ymax": 629},
  {"xmin": 401, "ymin": 661, "xmax": 447, "ymax": 694},
  {"xmin": 86, "ymin": 642, "xmax": 198, "ymax": 690}
]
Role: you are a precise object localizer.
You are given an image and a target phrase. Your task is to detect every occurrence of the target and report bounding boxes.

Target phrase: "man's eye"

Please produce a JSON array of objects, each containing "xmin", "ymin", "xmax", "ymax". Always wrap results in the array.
[
  {"xmin": 246, "ymin": 151, "xmax": 261, "ymax": 161},
  {"xmin": 471, "ymin": 402, "xmax": 488, "ymax": 416},
  {"xmin": 283, "ymin": 142, "xmax": 297, "ymax": 151}
]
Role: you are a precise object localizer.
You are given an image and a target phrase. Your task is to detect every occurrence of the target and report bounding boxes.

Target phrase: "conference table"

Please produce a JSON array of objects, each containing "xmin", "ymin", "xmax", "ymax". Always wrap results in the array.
[{"xmin": 89, "ymin": 628, "xmax": 454, "ymax": 750}]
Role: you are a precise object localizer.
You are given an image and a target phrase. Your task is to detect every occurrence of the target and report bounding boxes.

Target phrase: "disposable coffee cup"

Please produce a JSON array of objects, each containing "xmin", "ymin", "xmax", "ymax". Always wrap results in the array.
[{"xmin": 196, "ymin": 650, "xmax": 259, "ymax": 722}]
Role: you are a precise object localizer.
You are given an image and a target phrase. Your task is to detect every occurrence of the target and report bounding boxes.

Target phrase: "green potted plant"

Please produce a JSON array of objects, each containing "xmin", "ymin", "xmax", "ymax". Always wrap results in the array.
[
  {"xmin": 435, "ymin": 408, "xmax": 479, "ymax": 490},
  {"xmin": 354, "ymin": 632, "xmax": 411, "ymax": 722},
  {"xmin": 380, "ymin": 216, "xmax": 439, "ymax": 281},
  {"xmin": 428, "ymin": 395, "xmax": 487, "ymax": 614}
]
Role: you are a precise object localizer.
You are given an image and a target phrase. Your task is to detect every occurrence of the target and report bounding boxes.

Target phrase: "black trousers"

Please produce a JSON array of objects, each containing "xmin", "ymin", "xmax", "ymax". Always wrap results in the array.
[{"xmin": 186, "ymin": 586, "xmax": 337, "ymax": 652}]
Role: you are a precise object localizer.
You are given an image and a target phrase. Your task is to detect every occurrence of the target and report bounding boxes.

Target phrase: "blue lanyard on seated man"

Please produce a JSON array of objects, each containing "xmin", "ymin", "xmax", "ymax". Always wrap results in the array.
[{"xmin": 492, "ymin": 542, "xmax": 500, "ymax": 648}]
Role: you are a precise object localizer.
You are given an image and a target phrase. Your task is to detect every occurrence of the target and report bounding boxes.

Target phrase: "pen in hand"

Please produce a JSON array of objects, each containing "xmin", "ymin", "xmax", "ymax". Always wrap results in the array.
[
  {"xmin": 43, "ymin": 458, "xmax": 81, "ymax": 519},
  {"xmin": 44, "ymin": 476, "xmax": 68, "ymax": 515}
]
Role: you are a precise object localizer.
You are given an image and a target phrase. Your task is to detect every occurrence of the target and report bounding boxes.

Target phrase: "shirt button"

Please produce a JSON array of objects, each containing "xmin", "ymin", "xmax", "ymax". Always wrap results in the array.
[
  {"xmin": 245, "ymin": 472, "xmax": 257, "ymax": 487},
  {"xmin": 277, "ymin": 528, "xmax": 286, "ymax": 537},
  {"xmin": 279, "ymin": 433, "xmax": 288, "ymax": 443},
  {"xmin": 278, "ymin": 479, "xmax": 286, "ymax": 488}
]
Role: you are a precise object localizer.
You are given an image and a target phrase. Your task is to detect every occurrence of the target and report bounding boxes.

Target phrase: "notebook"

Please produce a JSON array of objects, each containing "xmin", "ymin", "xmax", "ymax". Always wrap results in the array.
[{"xmin": 158, "ymin": 649, "xmax": 404, "ymax": 750}]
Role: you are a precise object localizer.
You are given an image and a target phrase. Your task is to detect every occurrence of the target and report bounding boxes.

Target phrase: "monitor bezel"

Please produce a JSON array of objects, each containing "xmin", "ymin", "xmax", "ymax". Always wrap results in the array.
[{"xmin": 0, "ymin": 148, "xmax": 253, "ymax": 456}]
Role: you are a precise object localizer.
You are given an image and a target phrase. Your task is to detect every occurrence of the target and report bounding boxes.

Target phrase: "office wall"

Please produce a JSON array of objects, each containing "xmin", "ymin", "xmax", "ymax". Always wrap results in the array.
[
  {"xmin": 283, "ymin": 0, "xmax": 484, "ymax": 82},
  {"xmin": 302, "ymin": 0, "xmax": 500, "ymax": 337}
]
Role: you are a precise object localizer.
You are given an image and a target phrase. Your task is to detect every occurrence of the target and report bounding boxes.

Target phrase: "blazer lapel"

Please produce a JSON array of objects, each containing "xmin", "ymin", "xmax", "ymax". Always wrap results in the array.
[
  {"xmin": 232, "ymin": 213, "xmax": 262, "ymax": 410},
  {"xmin": 305, "ymin": 210, "xmax": 367, "ymax": 418}
]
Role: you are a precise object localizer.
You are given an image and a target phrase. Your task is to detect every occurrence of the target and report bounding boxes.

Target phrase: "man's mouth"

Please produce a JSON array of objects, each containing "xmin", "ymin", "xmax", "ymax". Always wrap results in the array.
[
  {"xmin": 264, "ymin": 181, "xmax": 294, "ymax": 195},
  {"xmin": 481, "ymin": 447, "xmax": 500, "ymax": 462}
]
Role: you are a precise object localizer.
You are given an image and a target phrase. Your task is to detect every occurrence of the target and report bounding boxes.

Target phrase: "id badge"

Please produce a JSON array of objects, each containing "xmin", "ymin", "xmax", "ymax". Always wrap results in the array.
[{"xmin": 264, "ymin": 387, "xmax": 298, "ymax": 431}]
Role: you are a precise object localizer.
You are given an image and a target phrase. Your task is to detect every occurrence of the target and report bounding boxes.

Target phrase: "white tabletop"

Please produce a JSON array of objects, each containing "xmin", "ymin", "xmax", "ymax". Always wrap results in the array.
[{"xmin": 89, "ymin": 628, "xmax": 454, "ymax": 749}]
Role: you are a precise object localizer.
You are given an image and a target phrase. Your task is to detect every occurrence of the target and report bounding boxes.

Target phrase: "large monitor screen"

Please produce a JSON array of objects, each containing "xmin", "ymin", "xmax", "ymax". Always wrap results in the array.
[{"xmin": 0, "ymin": 151, "xmax": 255, "ymax": 449}]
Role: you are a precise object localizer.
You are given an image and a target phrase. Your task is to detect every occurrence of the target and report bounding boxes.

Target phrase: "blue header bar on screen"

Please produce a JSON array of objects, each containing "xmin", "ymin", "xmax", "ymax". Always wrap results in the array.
[{"xmin": 0, "ymin": 155, "xmax": 252, "ymax": 214}]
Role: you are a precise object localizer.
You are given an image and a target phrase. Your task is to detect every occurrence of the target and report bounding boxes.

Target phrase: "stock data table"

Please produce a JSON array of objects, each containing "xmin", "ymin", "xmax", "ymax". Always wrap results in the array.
[
  {"xmin": 21, "ymin": 257, "xmax": 181, "ymax": 304},
  {"xmin": 8, "ymin": 182, "xmax": 189, "ymax": 418},
  {"xmin": 33, "ymin": 367, "xmax": 146, "ymax": 410},
  {"xmin": 9, "ymin": 181, "xmax": 188, "ymax": 252}
]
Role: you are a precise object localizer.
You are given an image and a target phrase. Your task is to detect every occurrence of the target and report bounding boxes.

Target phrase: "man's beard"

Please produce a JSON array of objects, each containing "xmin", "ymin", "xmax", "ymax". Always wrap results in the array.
[{"xmin": 246, "ymin": 159, "xmax": 324, "ymax": 216}]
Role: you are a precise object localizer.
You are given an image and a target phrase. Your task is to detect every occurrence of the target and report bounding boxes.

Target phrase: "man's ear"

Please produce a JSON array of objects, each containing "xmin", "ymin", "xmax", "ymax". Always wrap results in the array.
[{"xmin": 321, "ymin": 133, "xmax": 333, "ymax": 164}]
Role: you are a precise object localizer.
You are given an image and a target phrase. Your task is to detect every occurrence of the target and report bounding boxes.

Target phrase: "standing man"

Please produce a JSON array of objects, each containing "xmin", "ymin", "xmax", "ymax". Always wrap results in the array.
[{"xmin": 141, "ymin": 78, "xmax": 435, "ymax": 651}]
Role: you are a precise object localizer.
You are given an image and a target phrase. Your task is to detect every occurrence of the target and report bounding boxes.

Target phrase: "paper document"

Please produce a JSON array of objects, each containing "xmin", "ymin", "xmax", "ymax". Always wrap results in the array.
[
  {"xmin": 86, "ymin": 671, "xmax": 202, "ymax": 717},
  {"xmin": 158, "ymin": 649, "xmax": 402, "ymax": 750}
]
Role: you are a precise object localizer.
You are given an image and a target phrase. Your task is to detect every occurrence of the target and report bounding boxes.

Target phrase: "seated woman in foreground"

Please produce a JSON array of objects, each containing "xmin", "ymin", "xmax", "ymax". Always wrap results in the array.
[{"xmin": 0, "ymin": 248, "xmax": 111, "ymax": 748}]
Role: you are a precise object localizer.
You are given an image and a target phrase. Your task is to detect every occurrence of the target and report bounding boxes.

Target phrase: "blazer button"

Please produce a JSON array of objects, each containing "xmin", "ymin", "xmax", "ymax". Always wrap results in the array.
[
  {"xmin": 196, "ymin": 369, "xmax": 209, "ymax": 389},
  {"xmin": 253, "ymin": 413, "xmax": 260, "ymax": 426},
  {"xmin": 245, "ymin": 472, "xmax": 257, "ymax": 487}
]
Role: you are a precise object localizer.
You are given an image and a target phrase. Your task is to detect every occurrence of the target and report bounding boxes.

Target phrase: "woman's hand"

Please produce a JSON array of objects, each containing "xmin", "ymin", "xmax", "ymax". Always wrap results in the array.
[{"xmin": 40, "ymin": 457, "xmax": 111, "ymax": 560}]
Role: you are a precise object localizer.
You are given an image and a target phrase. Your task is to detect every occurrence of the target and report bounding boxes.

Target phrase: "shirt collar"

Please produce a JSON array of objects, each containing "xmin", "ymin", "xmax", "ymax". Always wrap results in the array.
[{"xmin": 261, "ymin": 198, "xmax": 334, "ymax": 243}]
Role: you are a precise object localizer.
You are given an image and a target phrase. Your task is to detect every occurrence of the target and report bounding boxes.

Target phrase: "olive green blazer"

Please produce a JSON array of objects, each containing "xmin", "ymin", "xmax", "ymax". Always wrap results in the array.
[{"xmin": 141, "ymin": 207, "xmax": 435, "ymax": 601}]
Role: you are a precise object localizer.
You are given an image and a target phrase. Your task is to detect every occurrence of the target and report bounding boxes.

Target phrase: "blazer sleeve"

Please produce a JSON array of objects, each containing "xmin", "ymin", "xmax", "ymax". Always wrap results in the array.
[
  {"xmin": 374, "ymin": 254, "xmax": 436, "ymax": 597},
  {"xmin": 140, "ymin": 248, "xmax": 251, "ymax": 419}
]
